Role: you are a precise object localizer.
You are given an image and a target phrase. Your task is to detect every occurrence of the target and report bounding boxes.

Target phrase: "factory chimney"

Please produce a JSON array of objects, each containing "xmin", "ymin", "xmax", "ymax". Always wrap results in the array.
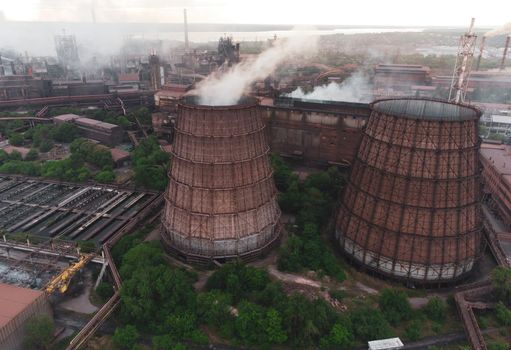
[
  {"xmin": 184, "ymin": 9, "xmax": 189, "ymax": 52},
  {"xmin": 476, "ymin": 36, "xmax": 486, "ymax": 71},
  {"xmin": 501, "ymin": 35, "xmax": 511, "ymax": 71}
]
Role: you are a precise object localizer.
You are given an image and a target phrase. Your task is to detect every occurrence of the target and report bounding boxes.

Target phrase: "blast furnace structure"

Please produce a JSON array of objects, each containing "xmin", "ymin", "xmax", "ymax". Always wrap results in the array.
[
  {"xmin": 161, "ymin": 96, "xmax": 281, "ymax": 263},
  {"xmin": 336, "ymin": 98, "xmax": 483, "ymax": 284}
]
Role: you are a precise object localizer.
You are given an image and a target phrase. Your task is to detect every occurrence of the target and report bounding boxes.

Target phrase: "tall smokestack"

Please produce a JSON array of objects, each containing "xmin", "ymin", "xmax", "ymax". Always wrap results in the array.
[
  {"xmin": 184, "ymin": 9, "xmax": 189, "ymax": 52},
  {"xmin": 501, "ymin": 35, "xmax": 511, "ymax": 71},
  {"xmin": 476, "ymin": 36, "xmax": 486, "ymax": 71},
  {"xmin": 90, "ymin": 0, "xmax": 96, "ymax": 23}
]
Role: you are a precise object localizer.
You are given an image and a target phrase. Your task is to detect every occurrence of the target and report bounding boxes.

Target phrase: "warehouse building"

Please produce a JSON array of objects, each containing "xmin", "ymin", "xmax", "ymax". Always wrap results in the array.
[
  {"xmin": 481, "ymin": 142, "xmax": 511, "ymax": 228},
  {"xmin": 0, "ymin": 283, "xmax": 53, "ymax": 350},
  {"xmin": 53, "ymin": 114, "xmax": 123, "ymax": 146}
]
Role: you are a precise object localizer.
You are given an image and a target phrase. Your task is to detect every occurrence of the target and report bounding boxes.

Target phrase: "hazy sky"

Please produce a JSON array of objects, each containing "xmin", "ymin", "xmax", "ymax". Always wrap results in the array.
[{"xmin": 0, "ymin": 0, "xmax": 508, "ymax": 27}]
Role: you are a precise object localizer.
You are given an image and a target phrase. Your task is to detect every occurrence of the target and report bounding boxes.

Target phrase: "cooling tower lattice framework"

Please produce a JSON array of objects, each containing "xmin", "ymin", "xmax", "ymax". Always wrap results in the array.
[
  {"xmin": 336, "ymin": 98, "xmax": 483, "ymax": 284},
  {"xmin": 161, "ymin": 96, "xmax": 281, "ymax": 263}
]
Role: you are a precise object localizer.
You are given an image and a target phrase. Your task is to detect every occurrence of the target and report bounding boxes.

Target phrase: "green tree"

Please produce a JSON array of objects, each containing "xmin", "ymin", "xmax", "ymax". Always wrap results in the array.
[
  {"xmin": 349, "ymin": 306, "xmax": 392, "ymax": 341},
  {"xmin": 151, "ymin": 334, "xmax": 174, "ymax": 350},
  {"xmin": 131, "ymin": 136, "xmax": 169, "ymax": 191},
  {"xmin": 424, "ymin": 297, "xmax": 446, "ymax": 322},
  {"xmin": 25, "ymin": 148, "xmax": 39, "ymax": 161},
  {"xmin": 205, "ymin": 262, "xmax": 269, "ymax": 302},
  {"xmin": 196, "ymin": 290, "xmax": 232, "ymax": 326},
  {"xmin": 95, "ymin": 169, "xmax": 116, "ymax": 183},
  {"xmin": 491, "ymin": 267, "xmax": 511, "ymax": 304},
  {"xmin": 39, "ymin": 139, "xmax": 54, "ymax": 152},
  {"xmin": 95, "ymin": 282, "xmax": 114, "ymax": 301},
  {"xmin": 234, "ymin": 301, "xmax": 266, "ymax": 344},
  {"xmin": 277, "ymin": 235, "xmax": 304, "ymax": 272},
  {"xmin": 51, "ymin": 123, "xmax": 79, "ymax": 143},
  {"xmin": 151, "ymin": 335, "xmax": 173, "ymax": 350},
  {"xmin": 405, "ymin": 320, "xmax": 421, "ymax": 341},
  {"xmin": 378, "ymin": 289, "xmax": 412, "ymax": 325},
  {"xmin": 270, "ymin": 153, "xmax": 295, "ymax": 191},
  {"xmin": 320, "ymin": 323, "xmax": 353, "ymax": 349},
  {"xmin": 8, "ymin": 132, "xmax": 23, "ymax": 146},
  {"xmin": 112, "ymin": 324, "xmax": 139, "ymax": 350},
  {"xmin": 0, "ymin": 149, "xmax": 8, "ymax": 164},
  {"xmin": 487, "ymin": 342, "xmax": 509, "ymax": 350},
  {"xmin": 23, "ymin": 315, "xmax": 54, "ymax": 350},
  {"xmin": 0, "ymin": 160, "xmax": 41, "ymax": 176},
  {"xmin": 9, "ymin": 150, "xmax": 22, "ymax": 161},
  {"xmin": 495, "ymin": 301, "xmax": 511, "ymax": 326},
  {"xmin": 263, "ymin": 308, "xmax": 287, "ymax": 344},
  {"xmin": 120, "ymin": 245, "xmax": 196, "ymax": 332}
]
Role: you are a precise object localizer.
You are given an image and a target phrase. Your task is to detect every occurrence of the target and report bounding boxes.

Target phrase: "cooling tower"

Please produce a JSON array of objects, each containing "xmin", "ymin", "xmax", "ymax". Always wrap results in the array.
[
  {"xmin": 161, "ymin": 96, "xmax": 281, "ymax": 263},
  {"xmin": 336, "ymin": 98, "xmax": 483, "ymax": 284}
]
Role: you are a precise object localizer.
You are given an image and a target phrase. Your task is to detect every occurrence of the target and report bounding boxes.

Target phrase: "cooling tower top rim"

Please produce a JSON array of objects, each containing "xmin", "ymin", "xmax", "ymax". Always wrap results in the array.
[
  {"xmin": 370, "ymin": 98, "xmax": 481, "ymax": 122},
  {"xmin": 180, "ymin": 95, "xmax": 259, "ymax": 109}
]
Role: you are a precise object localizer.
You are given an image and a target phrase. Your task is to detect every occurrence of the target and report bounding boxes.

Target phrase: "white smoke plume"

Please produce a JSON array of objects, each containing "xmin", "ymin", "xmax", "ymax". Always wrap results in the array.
[
  {"xmin": 190, "ymin": 33, "xmax": 318, "ymax": 106},
  {"xmin": 285, "ymin": 71, "xmax": 373, "ymax": 103},
  {"xmin": 485, "ymin": 23, "xmax": 511, "ymax": 37}
]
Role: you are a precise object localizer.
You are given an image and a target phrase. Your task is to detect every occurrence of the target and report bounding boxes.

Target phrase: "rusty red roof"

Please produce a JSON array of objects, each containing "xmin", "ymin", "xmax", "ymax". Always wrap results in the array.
[{"xmin": 0, "ymin": 283, "xmax": 43, "ymax": 328}]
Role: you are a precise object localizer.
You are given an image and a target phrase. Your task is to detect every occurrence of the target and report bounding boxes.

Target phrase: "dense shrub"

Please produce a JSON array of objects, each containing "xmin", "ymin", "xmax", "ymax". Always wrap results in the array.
[
  {"xmin": 491, "ymin": 267, "xmax": 511, "ymax": 304},
  {"xmin": 8, "ymin": 132, "xmax": 23, "ymax": 146},
  {"xmin": 112, "ymin": 325, "xmax": 139, "ymax": 350},
  {"xmin": 95, "ymin": 282, "xmax": 114, "ymax": 301},
  {"xmin": 349, "ymin": 306, "xmax": 392, "ymax": 341},
  {"xmin": 131, "ymin": 136, "xmax": 169, "ymax": 191},
  {"xmin": 495, "ymin": 301, "xmax": 511, "ymax": 326},
  {"xmin": 23, "ymin": 316, "xmax": 54, "ymax": 350},
  {"xmin": 405, "ymin": 320, "xmax": 422, "ymax": 341},
  {"xmin": 378, "ymin": 289, "xmax": 412, "ymax": 325},
  {"xmin": 424, "ymin": 297, "xmax": 446, "ymax": 322}
]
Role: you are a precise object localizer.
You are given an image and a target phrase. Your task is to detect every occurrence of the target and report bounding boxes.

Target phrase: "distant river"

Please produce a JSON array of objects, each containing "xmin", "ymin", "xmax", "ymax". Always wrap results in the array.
[
  {"xmin": 141, "ymin": 27, "xmax": 425, "ymax": 42},
  {"xmin": 0, "ymin": 21, "xmax": 425, "ymax": 57}
]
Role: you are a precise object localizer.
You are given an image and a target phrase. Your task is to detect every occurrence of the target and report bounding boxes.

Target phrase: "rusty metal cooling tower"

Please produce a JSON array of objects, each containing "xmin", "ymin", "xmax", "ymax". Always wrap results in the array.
[
  {"xmin": 336, "ymin": 98, "xmax": 483, "ymax": 284},
  {"xmin": 161, "ymin": 96, "xmax": 281, "ymax": 263}
]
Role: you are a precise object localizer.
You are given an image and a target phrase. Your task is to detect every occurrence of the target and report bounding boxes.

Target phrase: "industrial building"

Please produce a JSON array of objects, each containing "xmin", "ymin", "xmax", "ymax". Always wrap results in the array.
[
  {"xmin": 0, "ymin": 283, "xmax": 52, "ymax": 350},
  {"xmin": 0, "ymin": 176, "xmax": 158, "ymax": 243},
  {"xmin": 336, "ymin": 98, "xmax": 483, "ymax": 284},
  {"xmin": 161, "ymin": 96, "xmax": 281, "ymax": 263},
  {"xmin": 156, "ymin": 92, "xmax": 371, "ymax": 166},
  {"xmin": 481, "ymin": 142, "xmax": 511, "ymax": 229},
  {"xmin": 373, "ymin": 64, "xmax": 432, "ymax": 96},
  {"xmin": 0, "ymin": 75, "xmax": 51, "ymax": 101},
  {"xmin": 53, "ymin": 114, "xmax": 123, "ymax": 146}
]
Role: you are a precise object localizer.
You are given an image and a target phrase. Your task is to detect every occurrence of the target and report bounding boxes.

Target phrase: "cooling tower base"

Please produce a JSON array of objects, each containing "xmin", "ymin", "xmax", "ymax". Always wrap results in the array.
[
  {"xmin": 337, "ymin": 233, "xmax": 476, "ymax": 287},
  {"xmin": 160, "ymin": 224, "xmax": 282, "ymax": 266}
]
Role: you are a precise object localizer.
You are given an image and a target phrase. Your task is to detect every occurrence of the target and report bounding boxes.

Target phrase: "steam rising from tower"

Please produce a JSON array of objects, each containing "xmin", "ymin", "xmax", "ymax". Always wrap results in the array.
[{"xmin": 190, "ymin": 34, "xmax": 317, "ymax": 106}]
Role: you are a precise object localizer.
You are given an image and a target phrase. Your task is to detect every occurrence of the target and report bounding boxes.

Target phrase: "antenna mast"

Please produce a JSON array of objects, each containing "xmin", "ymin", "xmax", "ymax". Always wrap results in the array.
[{"xmin": 448, "ymin": 18, "xmax": 477, "ymax": 103}]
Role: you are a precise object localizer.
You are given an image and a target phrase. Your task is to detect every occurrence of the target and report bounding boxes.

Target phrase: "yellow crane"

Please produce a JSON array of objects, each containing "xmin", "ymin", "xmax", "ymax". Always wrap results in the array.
[{"xmin": 45, "ymin": 254, "xmax": 95, "ymax": 294}]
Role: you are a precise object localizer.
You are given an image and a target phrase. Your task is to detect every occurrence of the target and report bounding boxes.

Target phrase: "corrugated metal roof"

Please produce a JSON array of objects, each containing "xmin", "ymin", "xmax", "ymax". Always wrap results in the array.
[
  {"xmin": 75, "ymin": 117, "xmax": 119, "ymax": 131},
  {"xmin": 0, "ymin": 283, "xmax": 43, "ymax": 328}
]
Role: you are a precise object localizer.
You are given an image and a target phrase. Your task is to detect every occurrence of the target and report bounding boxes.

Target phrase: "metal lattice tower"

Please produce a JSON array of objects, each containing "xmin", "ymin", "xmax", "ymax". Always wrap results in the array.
[{"xmin": 449, "ymin": 18, "xmax": 477, "ymax": 103}]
